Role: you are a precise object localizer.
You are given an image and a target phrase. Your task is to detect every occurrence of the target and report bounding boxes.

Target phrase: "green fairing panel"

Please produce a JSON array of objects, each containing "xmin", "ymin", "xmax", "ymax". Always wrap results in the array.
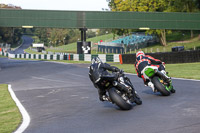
[{"xmin": 144, "ymin": 68, "xmax": 155, "ymax": 78}]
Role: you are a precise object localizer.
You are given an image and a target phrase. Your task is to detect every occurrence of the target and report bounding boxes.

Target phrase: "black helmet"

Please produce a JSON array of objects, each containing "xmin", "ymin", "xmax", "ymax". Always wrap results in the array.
[{"xmin": 91, "ymin": 57, "xmax": 102, "ymax": 64}]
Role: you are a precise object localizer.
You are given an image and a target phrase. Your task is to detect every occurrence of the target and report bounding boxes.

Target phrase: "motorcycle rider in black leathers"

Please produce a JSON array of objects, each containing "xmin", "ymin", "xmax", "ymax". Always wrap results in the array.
[{"xmin": 89, "ymin": 57, "xmax": 141, "ymax": 104}]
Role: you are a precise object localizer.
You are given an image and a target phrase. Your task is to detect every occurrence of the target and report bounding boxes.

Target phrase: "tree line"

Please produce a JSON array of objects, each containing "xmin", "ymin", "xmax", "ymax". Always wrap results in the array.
[
  {"xmin": 1, "ymin": 1, "xmax": 200, "ymax": 47},
  {"xmin": 0, "ymin": 27, "xmax": 110, "ymax": 47},
  {"xmin": 23, "ymin": 28, "xmax": 111, "ymax": 47},
  {"xmin": 0, "ymin": 4, "xmax": 22, "ymax": 47},
  {"xmin": 0, "ymin": 4, "xmax": 111, "ymax": 47},
  {"xmin": 108, "ymin": 0, "xmax": 200, "ymax": 46}
]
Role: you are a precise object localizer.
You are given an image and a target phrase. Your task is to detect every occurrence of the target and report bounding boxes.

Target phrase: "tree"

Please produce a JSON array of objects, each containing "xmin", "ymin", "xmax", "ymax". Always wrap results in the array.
[
  {"xmin": 167, "ymin": 0, "xmax": 197, "ymax": 12},
  {"xmin": 47, "ymin": 28, "xmax": 80, "ymax": 47},
  {"xmin": 109, "ymin": 0, "xmax": 167, "ymax": 12},
  {"xmin": 196, "ymin": 0, "xmax": 200, "ymax": 10},
  {"xmin": 97, "ymin": 29, "xmax": 112, "ymax": 36},
  {"xmin": 0, "ymin": 4, "xmax": 22, "ymax": 46},
  {"xmin": 0, "ymin": 4, "xmax": 21, "ymax": 9},
  {"xmin": 108, "ymin": 0, "xmax": 200, "ymax": 46},
  {"xmin": 0, "ymin": 27, "xmax": 23, "ymax": 46},
  {"xmin": 86, "ymin": 30, "xmax": 96, "ymax": 38},
  {"xmin": 166, "ymin": 0, "xmax": 199, "ymax": 38},
  {"xmin": 108, "ymin": 0, "xmax": 170, "ymax": 46}
]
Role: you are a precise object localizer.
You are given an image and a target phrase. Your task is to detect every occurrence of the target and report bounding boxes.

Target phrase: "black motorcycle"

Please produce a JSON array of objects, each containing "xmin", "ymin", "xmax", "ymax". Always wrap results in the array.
[{"xmin": 99, "ymin": 70, "xmax": 142, "ymax": 110}]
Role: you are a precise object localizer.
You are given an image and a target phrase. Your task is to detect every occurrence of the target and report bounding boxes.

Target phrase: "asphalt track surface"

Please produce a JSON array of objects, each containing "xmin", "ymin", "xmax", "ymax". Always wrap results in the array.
[
  {"xmin": 8, "ymin": 36, "xmax": 33, "ymax": 54},
  {"xmin": 0, "ymin": 58, "xmax": 200, "ymax": 133}
]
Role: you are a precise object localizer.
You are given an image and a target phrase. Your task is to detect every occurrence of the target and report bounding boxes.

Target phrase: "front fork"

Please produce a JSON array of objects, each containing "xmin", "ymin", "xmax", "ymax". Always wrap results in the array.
[{"xmin": 158, "ymin": 73, "xmax": 173, "ymax": 91}]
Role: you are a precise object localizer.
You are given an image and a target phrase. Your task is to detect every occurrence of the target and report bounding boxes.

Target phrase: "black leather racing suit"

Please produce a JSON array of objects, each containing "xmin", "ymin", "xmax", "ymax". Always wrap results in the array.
[{"xmin": 89, "ymin": 62, "xmax": 120, "ymax": 99}]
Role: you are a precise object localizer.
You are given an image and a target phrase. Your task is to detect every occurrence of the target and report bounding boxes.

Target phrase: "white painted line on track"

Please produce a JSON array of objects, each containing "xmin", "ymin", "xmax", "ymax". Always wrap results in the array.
[
  {"xmin": 69, "ymin": 73, "xmax": 86, "ymax": 78},
  {"xmin": 81, "ymin": 97, "xmax": 89, "ymax": 99},
  {"xmin": 171, "ymin": 77, "xmax": 200, "ymax": 82},
  {"xmin": 70, "ymin": 95, "xmax": 78, "ymax": 97},
  {"xmin": 32, "ymin": 76, "xmax": 67, "ymax": 83},
  {"xmin": 8, "ymin": 84, "xmax": 30, "ymax": 133}
]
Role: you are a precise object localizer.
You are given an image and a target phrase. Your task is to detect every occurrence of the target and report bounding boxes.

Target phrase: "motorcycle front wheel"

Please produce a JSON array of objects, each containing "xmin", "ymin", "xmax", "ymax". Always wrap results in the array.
[
  {"xmin": 108, "ymin": 87, "xmax": 132, "ymax": 110},
  {"xmin": 152, "ymin": 76, "xmax": 170, "ymax": 96}
]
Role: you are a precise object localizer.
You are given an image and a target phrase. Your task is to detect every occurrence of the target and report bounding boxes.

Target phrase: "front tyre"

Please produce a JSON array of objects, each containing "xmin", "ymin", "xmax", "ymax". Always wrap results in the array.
[
  {"xmin": 170, "ymin": 86, "xmax": 176, "ymax": 93},
  {"xmin": 108, "ymin": 87, "xmax": 132, "ymax": 110},
  {"xmin": 152, "ymin": 76, "xmax": 170, "ymax": 96},
  {"xmin": 134, "ymin": 93, "xmax": 142, "ymax": 105}
]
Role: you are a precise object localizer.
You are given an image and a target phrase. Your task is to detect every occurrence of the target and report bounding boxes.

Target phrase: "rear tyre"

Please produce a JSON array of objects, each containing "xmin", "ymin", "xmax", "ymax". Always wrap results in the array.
[
  {"xmin": 108, "ymin": 87, "xmax": 132, "ymax": 110},
  {"xmin": 152, "ymin": 76, "xmax": 170, "ymax": 96}
]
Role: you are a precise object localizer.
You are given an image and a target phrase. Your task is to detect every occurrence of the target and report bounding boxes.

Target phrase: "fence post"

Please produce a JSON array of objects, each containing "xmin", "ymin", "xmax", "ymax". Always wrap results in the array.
[
  {"xmin": 151, "ymin": 48, "xmax": 153, "ymax": 53},
  {"xmin": 163, "ymin": 47, "xmax": 166, "ymax": 52}
]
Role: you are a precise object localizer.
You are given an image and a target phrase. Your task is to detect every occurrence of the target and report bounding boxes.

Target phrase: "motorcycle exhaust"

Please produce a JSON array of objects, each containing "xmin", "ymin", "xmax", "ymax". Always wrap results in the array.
[
  {"xmin": 154, "ymin": 69, "xmax": 170, "ymax": 82},
  {"xmin": 112, "ymin": 81, "xmax": 130, "ymax": 93}
]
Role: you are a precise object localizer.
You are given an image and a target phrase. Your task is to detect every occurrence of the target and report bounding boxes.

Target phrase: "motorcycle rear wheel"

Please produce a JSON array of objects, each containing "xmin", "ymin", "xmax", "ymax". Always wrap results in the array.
[
  {"xmin": 152, "ymin": 76, "xmax": 170, "ymax": 96},
  {"xmin": 108, "ymin": 87, "xmax": 132, "ymax": 110}
]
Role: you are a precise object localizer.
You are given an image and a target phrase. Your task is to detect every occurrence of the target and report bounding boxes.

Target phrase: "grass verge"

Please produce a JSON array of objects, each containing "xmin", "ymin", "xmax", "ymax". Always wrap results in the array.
[
  {"xmin": 45, "ymin": 33, "xmax": 115, "ymax": 54},
  {"xmin": 0, "ymin": 84, "xmax": 21, "ymax": 133},
  {"xmin": 26, "ymin": 34, "xmax": 115, "ymax": 54},
  {"xmin": 134, "ymin": 36, "xmax": 200, "ymax": 54},
  {"xmin": 165, "ymin": 62, "xmax": 200, "ymax": 80},
  {"xmin": 111, "ymin": 62, "xmax": 200, "ymax": 80}
]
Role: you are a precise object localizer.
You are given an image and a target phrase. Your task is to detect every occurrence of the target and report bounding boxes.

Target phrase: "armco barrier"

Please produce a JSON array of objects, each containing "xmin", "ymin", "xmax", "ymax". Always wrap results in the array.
[
  {"xmin": 84, "ymin": 54, "xmax": 91, "ymax": 62},
  {"xmin": 73, "ymin": 54, "xmax": 79, "ymax": 61},
  {"xmin": 106, "ymin": 54, "xmax": 113, "ymax": 62},
  {"xmin": 99, "ymin": 54, "xmax": 106, "ymax": 62},
  {"xmin": 121, "ymin": 50, "xmax": 200, "ymax": 64},
  {"xmin": 0, "ymin": 52, "xmax": 120, "ymax": 63},
  {"xmin": 79, "ymin": 54, "xmax": 84, "ymax": 61},
  {"xmin": 91, "ymin": 54, "xmax": 98, "ymax": 59},
  {"xmin": 114, "ymin": 54, "xmax": 120, "ymax": 63}
]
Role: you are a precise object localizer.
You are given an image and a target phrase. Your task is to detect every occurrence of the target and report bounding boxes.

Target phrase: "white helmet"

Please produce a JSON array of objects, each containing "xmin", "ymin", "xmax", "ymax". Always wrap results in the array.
[{"xmin": 136, "ymin": 51, "xmax": 145, "ymax": 58}]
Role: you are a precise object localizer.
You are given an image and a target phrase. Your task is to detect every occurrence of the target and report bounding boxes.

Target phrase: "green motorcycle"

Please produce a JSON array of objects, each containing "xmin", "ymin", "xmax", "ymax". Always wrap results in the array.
[{"xmin": 143, "ymin": 66, "xmax": 175, "ymax": 96}]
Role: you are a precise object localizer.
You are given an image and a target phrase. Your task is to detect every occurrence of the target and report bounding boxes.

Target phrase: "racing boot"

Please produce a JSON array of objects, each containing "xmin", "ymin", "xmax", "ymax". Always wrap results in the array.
[
  {"xmin": 98, "ymin": 89, "xmax": 109, "ymax": 102},
  {"xmin": 100, "ymin": 95, "xmax": 110, "ymax": 102},
  {"xmin": 147, "ymin": 81, "xmax": 157, "ymax": 93}
]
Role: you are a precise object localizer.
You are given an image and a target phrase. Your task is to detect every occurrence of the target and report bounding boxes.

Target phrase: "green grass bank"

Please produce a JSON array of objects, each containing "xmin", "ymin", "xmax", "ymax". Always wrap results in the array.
[
  {"xmin": 0, "ymin": 84, "xmax": 21, "ymax": 133},
  {"xmin": 112, "ymin": 62, "xmax": 200, "ymax": 80}
]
